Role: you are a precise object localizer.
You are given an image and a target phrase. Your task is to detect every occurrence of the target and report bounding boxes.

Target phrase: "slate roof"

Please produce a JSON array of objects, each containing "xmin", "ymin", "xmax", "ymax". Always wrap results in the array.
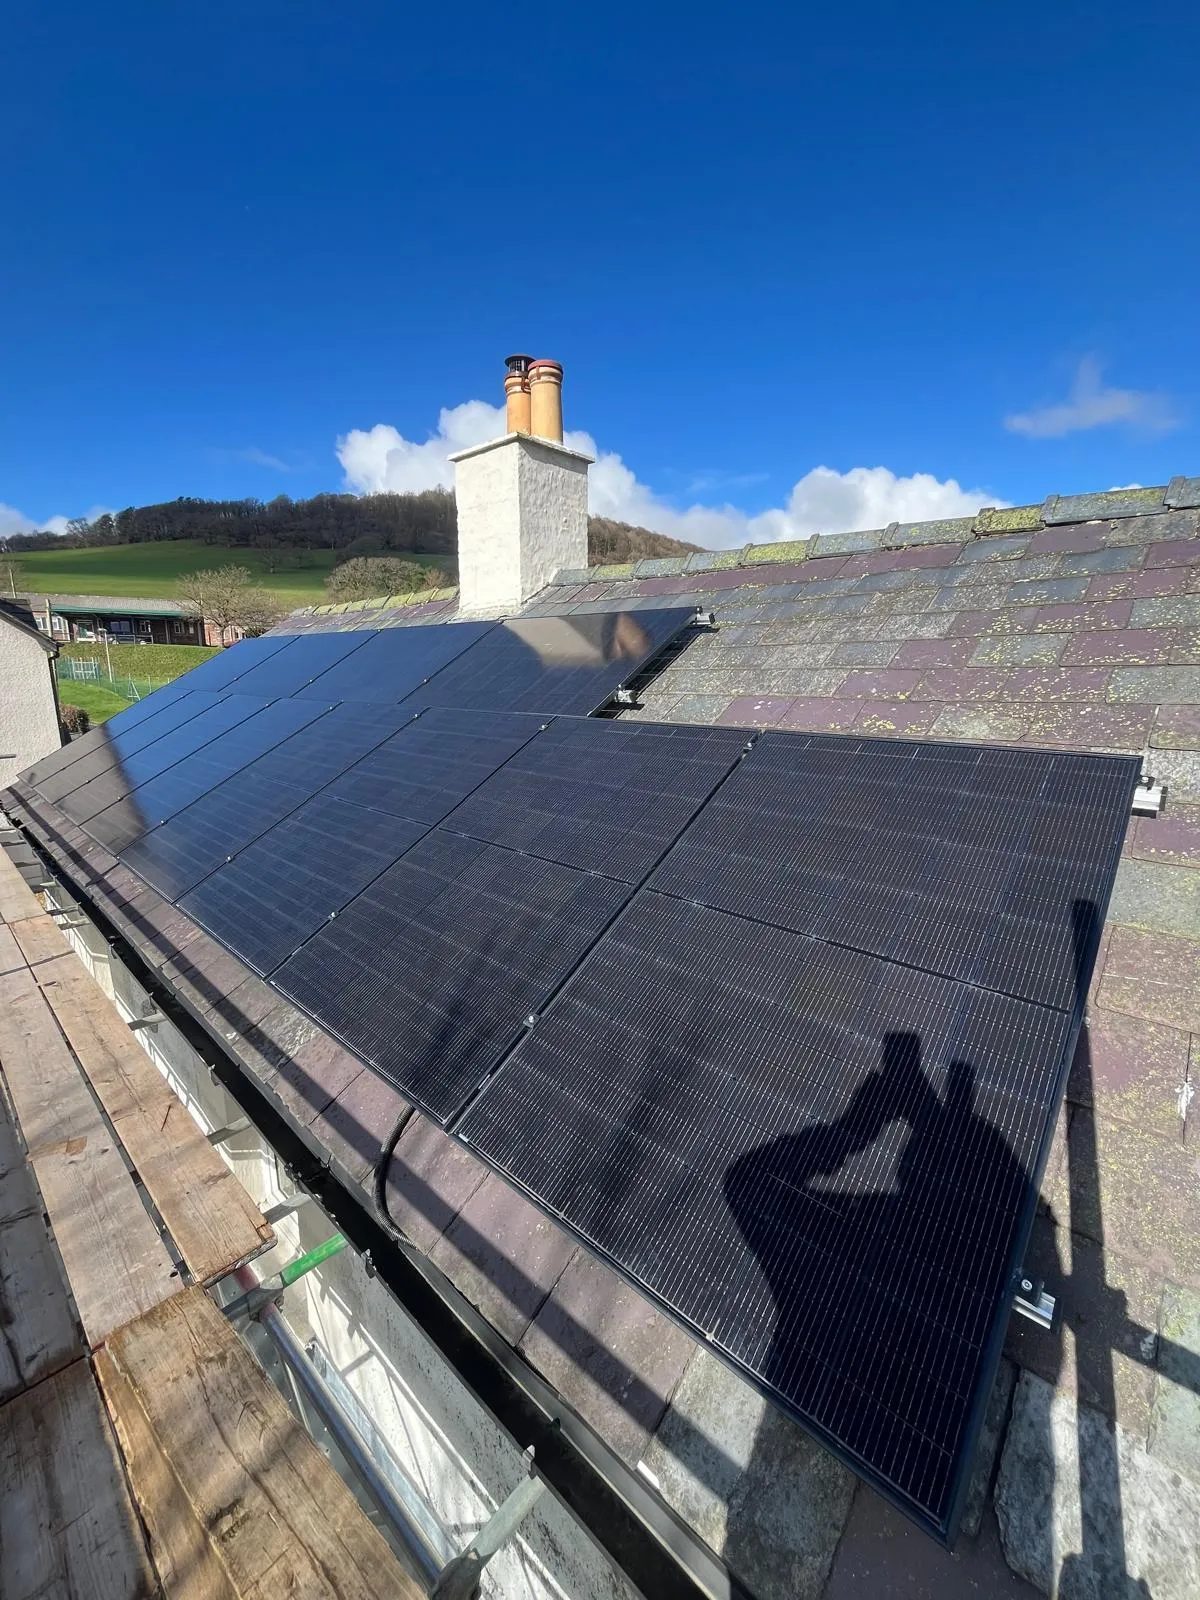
[
  {"xmin": 6, "ymin": 475, "xmax": 1200, "ymax": 1599},
  {"xmin": 27, "ymin": 591, "xmax": 194, "ymax": 616}
]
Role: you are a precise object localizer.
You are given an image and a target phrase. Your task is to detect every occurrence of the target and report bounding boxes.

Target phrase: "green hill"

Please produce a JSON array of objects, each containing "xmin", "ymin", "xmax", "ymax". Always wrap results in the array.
[{"xmin": 9, "ymin": 542, "xmax": 345, "ymax": 605}]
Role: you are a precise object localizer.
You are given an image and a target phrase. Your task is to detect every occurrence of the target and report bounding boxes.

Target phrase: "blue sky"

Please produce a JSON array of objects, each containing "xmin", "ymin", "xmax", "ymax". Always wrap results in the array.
[{"xmin": 2, "ymin": 2, "xmax": 1197, "ymax": 546}]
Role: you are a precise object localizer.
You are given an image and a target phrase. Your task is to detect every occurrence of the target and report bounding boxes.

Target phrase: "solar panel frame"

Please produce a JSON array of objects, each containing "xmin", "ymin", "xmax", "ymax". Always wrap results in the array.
[{"xmin": 456, "ymin": 734, "xmax": 1139, "ymax": 1542}]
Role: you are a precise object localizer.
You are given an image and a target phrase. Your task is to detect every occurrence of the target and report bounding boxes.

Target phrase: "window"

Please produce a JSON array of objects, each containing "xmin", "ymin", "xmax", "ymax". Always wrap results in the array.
[
  {"xmin": 136, "ymin": 619, "xmax": 152, "ymax": 635},
  {"xmin": 110, "ymin": 618, "xmax": 133, "ymax": 634},
  {"xmin": 172, "ymin": 619, "xmax": 192, "ymax": 637}
]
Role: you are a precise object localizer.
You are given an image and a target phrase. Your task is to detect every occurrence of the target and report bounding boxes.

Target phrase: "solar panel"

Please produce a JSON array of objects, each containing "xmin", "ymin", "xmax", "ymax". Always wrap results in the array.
[
  {"xmin": 215, "ymin": 631, "xmax": 374, "ymax": 700},
  {"xmin": 25, "ymin": 690, "xmax": 224, "ymax": 792},
  {"xmin": 59, "ymin": 696, "xmax": 271, "ymax": 825},
  {"xmin": 649, "ymin": 734, "xmax": 1133, "ymax": 1011},
  {"xmin": 173, "ymin": 632, "xmax": 303, "ymax": 693},
  {"xmin": 272, "ymin": 830, "xmax": 631, "ymax": 1121},
  {"xmin": 294, "ymin": 620, "xmax": 495, "ymax": 703},
  {"xmin": 442, "ymin": 717, "xmax": 748, "ymax": 882},
  {"xmin": 179, "ymin": 794, "xmax": 429, "ymax": 976},
  {"xmin": 459, "ymin": 735, "xmax": 1138, "ymax": 1540},
  {"xmin": 81, "ymin": 698, "xmax": 331, "ymax": 855},
  {"xmin": 121, "ymin": 766, "xmax": 313, "ymax": 900},
  {"xmin": 395, "ymin": 609, "xmax": 696, "ymax": 716},
  {"xmin": 325, "ymin": 707, "xmax": 546, "ymax": 824}
]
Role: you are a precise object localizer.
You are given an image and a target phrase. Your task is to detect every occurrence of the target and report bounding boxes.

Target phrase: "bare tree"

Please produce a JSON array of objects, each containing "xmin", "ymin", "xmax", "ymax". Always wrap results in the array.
[{"xmin": 177, "ymin": 565, "xmax": 285, "ymax": 645}]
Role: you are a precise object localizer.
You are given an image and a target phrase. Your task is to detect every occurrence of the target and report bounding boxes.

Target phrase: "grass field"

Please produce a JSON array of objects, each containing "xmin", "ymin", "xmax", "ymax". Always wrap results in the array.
[
  {"xmin": 9, "ymin": 541, "xmax": 341, "ymax": 603},
  {"xmin": 60, "ymin": 641, "xmax": 220, "ymax": 680},
  {"xmin": 57, "ymin": 681, "xmax": 135, "ymax": 724},
  {"xmin": 57, "ymin": 640, "xmax": 219, "ymax": 725}
]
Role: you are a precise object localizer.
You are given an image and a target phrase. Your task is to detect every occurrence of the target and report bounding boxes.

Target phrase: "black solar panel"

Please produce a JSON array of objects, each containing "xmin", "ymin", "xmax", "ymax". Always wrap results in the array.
[
  {"xmin": 272, "ymin": 830, "xmax": 631, "ymax": 1121},
  {"xmin": 325, "ymin": 707, "xmax": 545, "ymax": 824},
  {"xmin": 179, "ymin": 794, "xmax": 429, "ymax": 976},
  {"xmin": 294, "ymin": 621, "xmax": 495, "ymax": 703},
  {"xmin": 26, "ymin": 689, "xmax": 224, "ymax": 792},
  {"xmin": 442, "ymin": 717, "xmax": 748, "ymax": 882},
  {"xmin": 82, "ymin": 698, "xmax": 330, "ymax": 855},
  {"xmin": 459, "ymin": 735, "xmax": 1138, "ymax": 1540},
  {"xmin": 650, "ymin": 734, "xmax": 1133, "ymax": 1011},
  {"xmin": 121, "ymin": 766, "xmax": 313, "ymax": 899},
  {"xmin": 60, "ymin": 696, "xmax": 271, "ymax": 825},
  {"xmin": 216, "ymin": 631, "xmax": 374, "ymax": 700},
  {"xmin": 395, "ymin": 609, "xmax": 695, "ymax": 715}
]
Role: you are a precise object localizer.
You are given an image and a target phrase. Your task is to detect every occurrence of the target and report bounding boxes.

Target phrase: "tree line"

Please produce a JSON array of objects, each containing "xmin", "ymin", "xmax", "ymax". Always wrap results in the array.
[{"xmin": 0, "ymin": 490, "xmax": 699, "ymax": 568}]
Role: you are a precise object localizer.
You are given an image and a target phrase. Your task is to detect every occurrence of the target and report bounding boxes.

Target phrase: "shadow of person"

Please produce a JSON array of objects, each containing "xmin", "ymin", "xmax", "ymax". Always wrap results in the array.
[{"xmin": 720, "ymin": 1030, "xmax": 1033, "ymax": 1571}]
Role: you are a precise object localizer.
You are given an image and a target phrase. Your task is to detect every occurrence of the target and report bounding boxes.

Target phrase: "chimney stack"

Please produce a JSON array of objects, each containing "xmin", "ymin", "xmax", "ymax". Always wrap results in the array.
[
  {"xmin": 450, "ymin": 354, "xmax": 591, "ymax": 615},
  {"xmin": 504, "ymin": 353, "xmax": 532, "ymax": 434},
  {"xmin": 528, "ymin": 359, "xmax": 564, "ymax": 442}
]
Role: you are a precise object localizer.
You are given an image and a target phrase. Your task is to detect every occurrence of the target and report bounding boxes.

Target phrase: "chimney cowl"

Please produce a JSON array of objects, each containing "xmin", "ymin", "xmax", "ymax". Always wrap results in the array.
[{"xmin": 504, "ymin": 353, "xmax": 533, "ymax": 375}]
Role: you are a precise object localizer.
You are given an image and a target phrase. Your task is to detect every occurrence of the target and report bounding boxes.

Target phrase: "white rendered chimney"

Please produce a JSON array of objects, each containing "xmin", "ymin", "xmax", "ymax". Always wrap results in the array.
[{"xmin": 450, "ymin": 356, "xmax": 592, "ymax": 616}]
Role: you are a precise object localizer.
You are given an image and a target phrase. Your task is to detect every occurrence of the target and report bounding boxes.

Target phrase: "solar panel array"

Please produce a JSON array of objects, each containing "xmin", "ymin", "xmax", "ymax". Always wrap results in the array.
[
  {"xmin": 460, "ymin": 737, "xmax": 1137, "ymax": 1533},
  {"xmin": 17, "ymin": 610, "xmax": 1138, "ymax": 1541}
]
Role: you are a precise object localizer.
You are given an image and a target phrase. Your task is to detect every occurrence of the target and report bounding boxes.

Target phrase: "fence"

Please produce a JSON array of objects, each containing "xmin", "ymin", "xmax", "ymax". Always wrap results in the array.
[{"xmin": 57, "ymin": 655, "xmax": 166, "ymax": 703}]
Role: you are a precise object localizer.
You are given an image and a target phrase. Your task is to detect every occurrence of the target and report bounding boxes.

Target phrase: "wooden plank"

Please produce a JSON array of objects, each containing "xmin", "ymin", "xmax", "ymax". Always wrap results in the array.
[
  {"xmin": 0, "ymin": 1097, "xmax": 83, "ymax": 1400},
  {"xmin": 105, "ymin": 1288, "xmax": 422, "ymax": 1600},
  {"xmin": 29, "ymin": 1131, "xmax": 180, "ymax": 1350},
  {"xmin": 95, "ymin": 1346, "xmax": 238, "ymax": 1600},
  {"xmin": 0, "ymin": 984, "xmax": 100, "ymax": 1155},
  {"xmin": 0, "ymin": 852, "xmax": 43, "ymax": 927},
  {"xmin": 0, "ymin": 1209, "xmax": 85, "ymax": 1400},
  {"xmin": 0, "ymin": 925, "xmax": 37, "ymax": 1008},
  {"xmin": 14, "ymin": 925, "xmax": 275, "ymax": 1284},
  {"xmin": 8, "ymin": 908, "xmax": 75, "ymax": 973},
  {"xmin": 0, "ymin": 1360, "xmax": 156, "ymax": 1599}
]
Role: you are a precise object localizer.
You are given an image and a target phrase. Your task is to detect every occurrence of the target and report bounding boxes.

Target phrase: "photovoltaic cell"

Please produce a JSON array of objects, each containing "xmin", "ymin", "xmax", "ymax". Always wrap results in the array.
[
  {"xmin": 325, "ymin": 707, "xmax": 545, "ymax": 824},
  {"xmin": 294, "ymin": 621, "xmax": 495, "ymax": 703},
  {"xmin": 25, "ymin": 690, "xmax": 227, "ymax": 793},
  {"xmin": 59, "ymin": 695, "xmax": 271, "ymax": 824},
  {"xmin": 649, "ymin": 734, "xmax": 1135, "ymax": 1011},
  {"xmin": 82, "ymin": 698, "xmax": 331, "ymax": 855},
  {"xmin": 179, "ymin": 794, "xmax": 429, "ymax": 976},
  {"xmin": 172, "ymin": 632, "xmax": 303, "ymax": 694},
  {"xmin": 272, "ymin": 830, "xmax": 631, "ymax": 1121},
  {"xmin": 442, "ymin": 717, "xmax": 748, "ymax": 882},
  {"xmin": 215, "ymin": 630, "xmax": 373, "ymax": 700},
  {"xmin": 460, "ymin": 736, "xmax": 1138, "ymax": 1539},
  {"xmin": 121, "ymin": 766, "xmax": 312, "ymax": 900},
  {"xmin": 395, "ymin": 609, "xmax": 695, "ymax": 716}
]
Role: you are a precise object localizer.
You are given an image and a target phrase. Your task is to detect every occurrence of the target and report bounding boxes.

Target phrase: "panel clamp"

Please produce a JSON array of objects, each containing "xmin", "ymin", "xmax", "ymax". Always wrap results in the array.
[
  {"xmin": 1132, "ymin": 781, "xmax": 1164, "ymax": 817},
  {"xmin": 1013, "ymin": 1274, "xmax": 1056, "ymax": 1330}
]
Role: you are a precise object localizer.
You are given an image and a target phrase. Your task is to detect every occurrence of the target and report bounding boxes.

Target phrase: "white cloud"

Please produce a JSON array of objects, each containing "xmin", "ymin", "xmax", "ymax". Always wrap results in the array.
[
  {"xmin": 0, "ymin": 503, "xmax": 115, "ymax": 538},
  {"xmin": 1005, "ymin": 358, "xmax": 1178, "ymax": 439},
  {"xmin": 336, "ymin": 403, "xmax": 1004, "ymax": 550}
]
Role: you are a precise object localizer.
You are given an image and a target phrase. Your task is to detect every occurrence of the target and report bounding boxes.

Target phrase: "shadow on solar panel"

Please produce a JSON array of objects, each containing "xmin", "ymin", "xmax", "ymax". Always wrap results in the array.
[{"xmin": 460, "ymin": 736, "xmax": 1140, "ymax": 1542}]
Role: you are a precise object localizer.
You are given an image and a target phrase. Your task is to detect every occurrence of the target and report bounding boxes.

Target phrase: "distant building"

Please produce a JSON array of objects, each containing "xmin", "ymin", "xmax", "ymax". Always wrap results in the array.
[
  {"xmin": 21, "ymin": 592, "xmax": 229, "ymax": 646},
  {"xmin": 0, "ymin": 598, "xmax": 60, "ymax": 787}
]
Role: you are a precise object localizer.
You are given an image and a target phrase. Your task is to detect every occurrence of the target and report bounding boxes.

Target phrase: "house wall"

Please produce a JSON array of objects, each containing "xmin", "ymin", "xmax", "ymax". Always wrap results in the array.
[
  {"xmin": 0, "ymin": 621, "xmax": 60, "ymax": 786},
  {"xmin": 40, "ymin": 884, "xmax": 637, "ymax": 1600}
]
